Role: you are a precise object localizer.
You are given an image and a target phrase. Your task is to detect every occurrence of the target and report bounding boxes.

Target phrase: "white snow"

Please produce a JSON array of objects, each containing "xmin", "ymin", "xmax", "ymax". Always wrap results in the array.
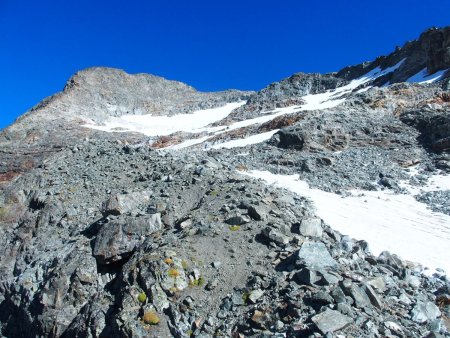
[
  {"xmin": 243, "ymin": 170, "xmax": 450, "ymax": 275},
  {"xmin": 209, "ymin": 129, "xmax": 279, "ymax": 149},
  {"xmin": 406, "ymin": 68, "xmax": 448, "ymax": 84},
  {"xmin": 298, "ymin": 59, "xmax": 406, "ymax": 111},
  {"xmin": 83, "ymin": 101, "xmax": 246, "ymax": 136}
]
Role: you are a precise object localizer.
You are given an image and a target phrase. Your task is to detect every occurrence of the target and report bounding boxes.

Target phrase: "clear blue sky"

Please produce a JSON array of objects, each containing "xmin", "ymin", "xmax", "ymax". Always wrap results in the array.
[{"xmin": 1, "ymin": 0, "xmax": 449, "ymax": 129}]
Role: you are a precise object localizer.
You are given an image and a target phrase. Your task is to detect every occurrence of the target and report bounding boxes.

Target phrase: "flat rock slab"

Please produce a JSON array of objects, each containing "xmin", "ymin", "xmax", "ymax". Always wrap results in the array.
[
  {"xmin": 297, "ymin": 241, "xmax": 337, "ymax": 269},
  {"xmin": 312, "ymin": 309, "xmax": 352, "ymax": 333}
]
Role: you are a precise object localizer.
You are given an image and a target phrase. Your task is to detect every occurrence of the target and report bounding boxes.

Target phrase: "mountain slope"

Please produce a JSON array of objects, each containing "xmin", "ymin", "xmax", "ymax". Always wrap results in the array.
[{"xmin": 0, "ymin": 27, "xmax": 450, "ymax": 337}]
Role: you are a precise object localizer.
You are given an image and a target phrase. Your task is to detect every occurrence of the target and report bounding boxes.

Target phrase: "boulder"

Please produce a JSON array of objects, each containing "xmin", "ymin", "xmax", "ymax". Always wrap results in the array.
[
  {"xmin": 93, "ymin": 214, "xmax": 162, "ymax": 264},
  {"xmin": 102, "ymin": 190, "xmax": 151, "ymax": 216}
]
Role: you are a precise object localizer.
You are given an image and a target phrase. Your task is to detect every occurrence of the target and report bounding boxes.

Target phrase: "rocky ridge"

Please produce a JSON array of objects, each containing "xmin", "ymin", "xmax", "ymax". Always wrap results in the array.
[{"xmin": 1, "ymin": 27, "xmax": 450, "ymax": 337}]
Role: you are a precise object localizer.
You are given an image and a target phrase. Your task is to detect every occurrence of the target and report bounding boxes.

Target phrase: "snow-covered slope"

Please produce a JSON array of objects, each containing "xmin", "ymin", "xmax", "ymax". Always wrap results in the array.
[{"xmin": 244, "ymin": 170, "xmax": 450, "ymax": 275}]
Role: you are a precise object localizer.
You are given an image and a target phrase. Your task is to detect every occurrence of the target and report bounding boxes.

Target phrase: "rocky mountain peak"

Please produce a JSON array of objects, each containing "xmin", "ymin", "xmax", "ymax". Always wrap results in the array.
[{"xmin": 63, "ymin": 66, "xmax": 197, "ymax": 96}]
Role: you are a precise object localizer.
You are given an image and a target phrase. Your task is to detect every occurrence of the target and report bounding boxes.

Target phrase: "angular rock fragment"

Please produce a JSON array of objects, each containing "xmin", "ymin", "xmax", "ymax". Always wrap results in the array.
[
  {"xmin": 102, "ymin": 190, "xmax": 151, "ymax": 216},
  {"xmin": 299, "ymin": 217, "xmax": 323, "ymax": 237},
  {"xmin": 248, "ymin": 205, "xmax": 268, "ymax": 221},
  {"xmin": 312, "ymin": 309, "xmax": 352, "ymax": 333},
  {"xmin": 225, "ymin": 214, "xmax": 250, "ymax": 225},
  {"xmin": 297, "ymin": 241, "xmax": 337, "ymax": 269},
  {"xmin": 93, "ymin": 214, "xmax": 162, "ymax": 264},
  {"xmin": 261, "ymin": 227, "xmax": 291, "ymax": 245},
  {"xmin": 411, "ymin": 301, "xmax": 441, "ymax": 323}
]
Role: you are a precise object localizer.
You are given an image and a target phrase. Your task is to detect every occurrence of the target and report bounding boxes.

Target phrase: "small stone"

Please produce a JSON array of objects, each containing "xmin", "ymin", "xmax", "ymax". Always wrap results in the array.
[
  {"xmin": 225, "ymin": 215, "xmax": 250, "ymax": 225},
  {"xmin": 299, "ymin": 218, "xmax": 323, "ymax": 237},
  {"xmin": 102, "ymin": 190, "xmax": 151, "ymax": 216},
  {"xmin": 212, "ymin": 261, "xmax": 222, "ymax": 269},
  {"xmin": 405, "ymin": 275, "xmax": 421, "ymax": 288},
  {"xmin": 151, "ymin": 284, "xmax": 170, "ymax": 311},
  {"xmin": 262, "ymin": 227, "xmax": 291, "ymax": 246},
  {"xmin": 183, "ymin": 296, "xmax": 194, "ymax": 308},
  {"xmin": 384, "ymin": 321, "xmax": 403, "ymax": 335},
  {"xmin": 363, "ymin": 284, "xmax": 383, "ymax": 309},
  {"xmin": 206, "ymin": 279, "xmax": 219, "ymax": 291},
  {"xmin": 344, "ymin": 283, "xmax": 371, "ymax": 309},
  {"xmin": 179, "ymin": 219, "xmax": 193, "ymax": 229},
  {"xmin": 336, "ymin": 303, "xmax": 354, "ymax": 316},
  {"xmin": 398, "ymin": 293, "xmax": 412, "ymax": 305},
  {"xmin": 320, "ymin": 271, "xmax": 341, "ymax": 285},
  {"xmin": 310, "ymin": 290, "xmax": 334, "ymax": 305},
  {"xmin": 248, "ymin": 205, "xmax": 268, "ymax": 221},
  {"xmin": 311, "ymin": 309, "xmax": 352, "ymax": 334},
  {"xmin": 295, "ymin": 268, "xmax": 322, "ymax": 286},
  {"xmin": 248, "ymin": 289, "xmax": 264, "ymax": 303},
  {"xmin": 366, "ymin": 277, "xmax": 386, "ymax": 291},
  {"xmin": 331, "ymin": 287, "xmax": 347, "ymax": 304}
]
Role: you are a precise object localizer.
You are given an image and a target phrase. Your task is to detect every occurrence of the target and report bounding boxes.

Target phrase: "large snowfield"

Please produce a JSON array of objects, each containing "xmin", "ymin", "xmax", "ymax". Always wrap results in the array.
[{"xmin": 244, "ymin": 170, "xmax": 450, "ymax": 275}]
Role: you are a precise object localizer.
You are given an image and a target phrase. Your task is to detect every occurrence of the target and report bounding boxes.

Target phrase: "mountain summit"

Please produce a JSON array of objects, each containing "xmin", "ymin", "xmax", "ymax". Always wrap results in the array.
[{"xmin": 0, "ymin": 27, "xmax": 450, "ymax": 337}]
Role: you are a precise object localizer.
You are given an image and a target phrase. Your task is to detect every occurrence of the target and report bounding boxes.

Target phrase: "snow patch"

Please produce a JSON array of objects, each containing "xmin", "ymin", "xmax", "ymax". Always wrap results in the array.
[
  {"xmin": 406, "ymin": 68, "xmax": 448, "ymax": 84},
  {"xmin": 83, "ymin": 101, "xmax": 246, "ymax": 136},
  {"xmin": 298, "ymin": 59, "xmax": 406, "ymax": 111},
  {"xmin": 243, "ymin": 170, "xmax": 450, "ymax": 275}
]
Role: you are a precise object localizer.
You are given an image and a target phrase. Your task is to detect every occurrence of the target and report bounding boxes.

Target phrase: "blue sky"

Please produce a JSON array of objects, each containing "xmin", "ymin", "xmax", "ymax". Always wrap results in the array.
[{"xmin": 1, "ymin": 0, "xmax": 449, "ymax": 129}]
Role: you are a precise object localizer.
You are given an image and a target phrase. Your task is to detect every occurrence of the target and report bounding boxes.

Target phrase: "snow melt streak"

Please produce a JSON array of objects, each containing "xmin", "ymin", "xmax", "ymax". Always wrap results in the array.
[{"xmin": 244, "ymin": 170, "xmax": 450, "ymax": 275}]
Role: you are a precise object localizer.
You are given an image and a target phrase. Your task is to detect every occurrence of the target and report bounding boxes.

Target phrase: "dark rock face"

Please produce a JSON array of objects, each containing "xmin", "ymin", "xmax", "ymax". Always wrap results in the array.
[
  {"xmin": 400, "ymin": 106, "xmax": 450, "ymax": 153},
  {"xmin": 337, "ymin": 26, "xmax": 450, "ymax": 83}
]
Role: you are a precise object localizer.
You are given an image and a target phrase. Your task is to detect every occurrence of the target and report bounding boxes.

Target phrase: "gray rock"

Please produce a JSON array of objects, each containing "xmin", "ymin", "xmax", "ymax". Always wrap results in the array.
[
  {"xmin": 411, "ymin": 301, "xmax": 441, "ymax": 323},
  {"xmin": 331, "ymin": 287, "xmax": 347, "ymax": 304},
  {"xmin": 363, "ymin": 283, "xmax": 383, "ymax": 309},
  {"xmin": 299, "ymin": 218, "xmax": 323, "ymax": 237},
  {"xmin": 93, "ymin": 214, "xmax": 162, "ymax": 264},
  {"xmin": 225, "ymin": 214, "xmax": 250, "ymax": 225},
  {"xmin": 248, "ymin": 289, "xmax": 264, "ymax": 303},
  {"xmin": 297, "ymin": 242, "xmax": 337, "ymax": 269},
  {"xmin": 311, "ymin": 309, "xmax": 352, "ymax": 334},
  {"xmin": 261, "ymin": 227, "xmax": 291, "ymax": 246},
  {"xmin": 384, "ymin": 321, "xmax": 404, "ymax": 335},
  {"xmin": 366, "ymin": 277, "xmax": 386, "ymax": 291},
  {"xmin": 248, "ymin": 205, "xmax": 268, "ymax": 221},
  {"xmin": 295, "ymin": 268, "xmax": 323, "ymax": 286},
  {"xmin": 102, "ymin": 190, "xmax": 151, "ymax": 215},
  {"xmin": 151, "ymin": 284, "xmax": 170, "ymax": 312},
  {"xmin": 344, "ymin": 283, "xmax": 371, "ymax": 309},
  {"xmin": 405, "ymin": 274, "xmax": 421, "ymax": 288}
]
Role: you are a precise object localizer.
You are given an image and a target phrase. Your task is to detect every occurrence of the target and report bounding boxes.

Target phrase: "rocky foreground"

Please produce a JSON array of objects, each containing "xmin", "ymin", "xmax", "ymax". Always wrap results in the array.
[{"xmin": 1, "ymin": 27, "xmax": 450, "ymax": 337}]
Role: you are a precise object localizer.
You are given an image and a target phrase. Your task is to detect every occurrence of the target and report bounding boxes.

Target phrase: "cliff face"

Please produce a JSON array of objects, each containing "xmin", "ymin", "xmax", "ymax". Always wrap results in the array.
[
  {"xmin": 1, "ymin": 27, "xmax": 450, "ymax": 338},
  {"xmin": 337, "ymin": 26, "xmax": 450, "ymax": 82}
]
